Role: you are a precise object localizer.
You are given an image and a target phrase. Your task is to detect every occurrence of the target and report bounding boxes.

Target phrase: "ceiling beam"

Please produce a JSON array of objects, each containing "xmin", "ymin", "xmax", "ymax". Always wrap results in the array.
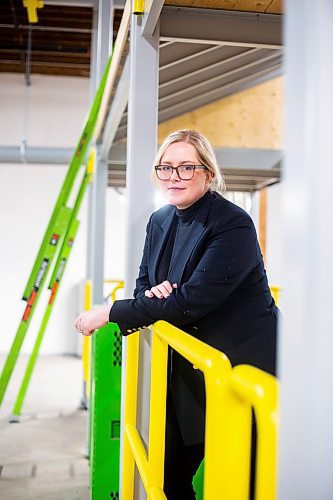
[
  {"xmin": 160, "ymin": 6, "xmax": 282, "ymax": 48},
  {"xmin": 141, "ymin": 0, "xmax": 164, "ymax": 37},
  {"xmin": 107, "ymin": 144, "xmax": 282, "ymax": 169}
]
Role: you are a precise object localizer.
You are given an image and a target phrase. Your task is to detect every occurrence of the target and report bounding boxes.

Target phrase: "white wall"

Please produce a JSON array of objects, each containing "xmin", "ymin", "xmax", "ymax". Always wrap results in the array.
[
  {"xmin": 266, "ymin": 182, "xmax": 283, "ymax": 296},
  {"xmin": 0, "ymin": 73, "xmax": 91, "ymax": 147},
  {"xmin": 0, "ymin": 73, "xmax": 126, "ymax": 355}
]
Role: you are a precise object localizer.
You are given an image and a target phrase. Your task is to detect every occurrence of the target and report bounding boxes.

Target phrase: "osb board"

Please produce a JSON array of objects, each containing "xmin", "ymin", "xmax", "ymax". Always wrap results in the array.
[
  {"xmin": 165, "ymin": 0, "xmax": 283, "ymax": 14},
  {"xmin": 158, "ymin": 76, "xmax": 284, "ymax": 149}
]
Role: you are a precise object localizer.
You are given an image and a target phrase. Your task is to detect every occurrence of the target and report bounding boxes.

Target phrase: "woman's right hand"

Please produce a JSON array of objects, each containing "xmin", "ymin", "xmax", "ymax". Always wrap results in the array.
[
  {"xmin": 75, "ymin": 304, "xmax": 110, "ymax": 336},
  {"xmin": 145, "ymin": 281, "xmax": 177, "ymax": 299}
]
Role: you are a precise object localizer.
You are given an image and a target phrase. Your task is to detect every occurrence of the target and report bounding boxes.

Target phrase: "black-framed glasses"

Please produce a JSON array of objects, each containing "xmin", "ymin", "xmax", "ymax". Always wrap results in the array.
[{"xmin": 154, "ymin": 164, "xmax": 207, "ymax": 181}]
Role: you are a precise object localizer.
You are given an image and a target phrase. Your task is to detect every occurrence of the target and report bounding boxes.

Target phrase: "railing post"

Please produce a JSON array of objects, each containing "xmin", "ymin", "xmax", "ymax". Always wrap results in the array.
[
  {"xmin": 204, "ymin": 366, "xmax": 252, "ymax": 500},
  {"xmin": 231, "ymin": 365, "xmax": 278, "ymax": 500},
  {"xmin": 122, "ymin": 331, "xmax": 140, "ymax": 499},
  {"xmin": 148, "ymin": 328, "xmax": 168, "ymax": 495}
]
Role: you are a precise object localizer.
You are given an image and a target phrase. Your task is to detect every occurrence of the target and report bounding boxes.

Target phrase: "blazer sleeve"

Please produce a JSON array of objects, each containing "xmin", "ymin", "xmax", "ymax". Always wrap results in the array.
[{"xmin": 109, "ymin": 215, "xmax": 260, "ymax": 335}]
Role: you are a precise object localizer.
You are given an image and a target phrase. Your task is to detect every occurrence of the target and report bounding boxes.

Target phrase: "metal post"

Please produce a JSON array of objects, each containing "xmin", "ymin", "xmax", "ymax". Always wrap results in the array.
[
  {"xmin": 120, "ymin": 14, "xmax": 159, "ymax": 499},
  {"xmin": 96, "ymin": 0, "xmax": 114, "ymax": 85},
  {"xmin": 87, "ymin": 0, "xmax": 114, "ymax": 303},
  {"xmin": 279, "ymin": 2, "xmax": 333, "ymax": 499},
  {"xmin": 90, "ymin": 147, "xmax": 108, "ymax": 304},
  {"xmin": 89, "ymin": 0, "xmax": 99, "ymax": 104}
]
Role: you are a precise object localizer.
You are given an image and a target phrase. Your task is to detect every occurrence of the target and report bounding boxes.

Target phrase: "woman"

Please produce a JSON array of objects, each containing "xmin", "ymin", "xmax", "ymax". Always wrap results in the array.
[{"xmin": 75, "ymin": 130, "xmax": 277, "ymax": 499}]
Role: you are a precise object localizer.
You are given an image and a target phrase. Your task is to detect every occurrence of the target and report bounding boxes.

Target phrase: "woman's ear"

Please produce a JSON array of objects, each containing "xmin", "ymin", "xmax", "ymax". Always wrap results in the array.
[{"xmin": 206, "ymin": 170, "xmax": 214, "ymax": 185}]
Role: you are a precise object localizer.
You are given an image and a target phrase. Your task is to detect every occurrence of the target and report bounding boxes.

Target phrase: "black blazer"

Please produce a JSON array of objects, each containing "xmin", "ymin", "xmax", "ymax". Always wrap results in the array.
[{"xmin": 109, "ymin": 191, "xmax": 277, "ymax": 445}]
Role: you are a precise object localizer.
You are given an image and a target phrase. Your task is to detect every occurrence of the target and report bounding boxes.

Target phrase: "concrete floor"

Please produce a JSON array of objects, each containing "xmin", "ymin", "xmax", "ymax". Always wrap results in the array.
[{"xmin": 0, "ymin": 354, "xmax": 90, "ymax": 499}]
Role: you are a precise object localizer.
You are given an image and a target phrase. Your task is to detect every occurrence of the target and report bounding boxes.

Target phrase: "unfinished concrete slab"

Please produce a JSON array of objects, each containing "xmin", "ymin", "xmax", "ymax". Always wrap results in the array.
[{"xmin": 0, "ymin": 355, "xmax": 90, "ymax": 500}]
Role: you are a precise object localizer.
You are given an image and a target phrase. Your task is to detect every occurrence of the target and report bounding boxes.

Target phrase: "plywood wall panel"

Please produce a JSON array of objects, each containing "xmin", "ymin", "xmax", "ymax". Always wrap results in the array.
[{"xmin": 158, "ymin": 76, "xmax": 284, "ymax": 149}]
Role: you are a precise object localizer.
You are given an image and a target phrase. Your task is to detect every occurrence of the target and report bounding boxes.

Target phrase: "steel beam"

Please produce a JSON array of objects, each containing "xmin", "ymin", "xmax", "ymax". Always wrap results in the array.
[
  {"xmin": 159, "ymin": 49, "xmax": 281, "ymax": 99},
  {"xmin": 141, "ymin": 0, "xmax": 164, "ymax": 37},
  {"xmin": 159, "ymin": 45, "xmax": 259, "ymax": 84},
  {"xmin": 160, "ymin": 6, "xmax": 282, "ymax": 48},
  {"xmin": 107, "ymin": 144, "xmax": 282, "ymax": 170},
  {"xmin": 215, "ymin": 148, "xmax": 282, "ymax": 170},
  {"xmin": 0, "ymin": 146, "xmax": 72, "ymax": 164},
  {"xmin": 106, "ymin": 146, "xmax": 281, "ymax": 192}
]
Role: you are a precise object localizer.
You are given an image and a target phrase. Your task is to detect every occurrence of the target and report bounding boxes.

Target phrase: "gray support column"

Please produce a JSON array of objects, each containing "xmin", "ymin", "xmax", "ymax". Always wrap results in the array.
[
  {"xmin": 120, "ymin": 15, "xmax": 159, "ymax": 499},
  {"xmin": 278, "ymin": 2, "xmax": 333, "ymax": 499},
  {"xmin": 89, "ymin": 0, "xmax": 98, "ymax": 103},
  {"xmin": 90, "ymin": 148, "xmax": 108, "ymax": 304},
  {"xmin": 86, "ymin": 0, "xmax": 114, "ymax": 303},
  {"xmin": 96, "ymin": 0, "xmax": 114, "ymax": 84}
]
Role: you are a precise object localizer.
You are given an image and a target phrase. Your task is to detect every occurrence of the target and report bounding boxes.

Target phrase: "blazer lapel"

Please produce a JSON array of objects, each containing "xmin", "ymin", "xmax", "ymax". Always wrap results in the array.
[{"xmin": 149, "ymin": 207, "xmax": 176, "ymax": 285}]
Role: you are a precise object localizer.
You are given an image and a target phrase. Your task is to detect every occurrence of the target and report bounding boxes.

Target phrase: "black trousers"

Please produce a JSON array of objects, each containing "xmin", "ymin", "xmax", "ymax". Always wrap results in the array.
[
  {"xmin": 164, "ymin": 395, "xmax": 204, "ymax": 500},
  {"xmin": 163, "ymin": 396, "xmax": 257, "ymax": 500}
]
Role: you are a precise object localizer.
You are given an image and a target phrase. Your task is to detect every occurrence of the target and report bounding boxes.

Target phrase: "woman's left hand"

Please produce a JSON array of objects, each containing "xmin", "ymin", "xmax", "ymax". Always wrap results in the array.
[
  {"xmin": 75, "ymin": 304, "xmax": 110, "ymax": 336},
  {"xmin": 145, "ymin": 281, "xmax": 177, "ymax": 299}
]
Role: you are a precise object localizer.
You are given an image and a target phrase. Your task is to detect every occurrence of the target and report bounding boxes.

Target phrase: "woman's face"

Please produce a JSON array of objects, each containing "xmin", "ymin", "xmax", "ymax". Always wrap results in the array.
[{"xmin": 157, "ymin": 142, "xmax": 212, "ymax": 209}]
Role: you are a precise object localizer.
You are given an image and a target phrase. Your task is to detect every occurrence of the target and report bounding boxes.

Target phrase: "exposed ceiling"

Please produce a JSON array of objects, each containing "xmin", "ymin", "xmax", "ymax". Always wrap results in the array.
[
  {"xmin": 0, "ymin": 0, "xmax": 283, "ymax": 78},
  {"xmin": 0, "ymin": 0, "xmax": 283, "ymax": 192},
  {"xmin": 0, "ymin": 0, "xmax": 123, "ymax": 78}
]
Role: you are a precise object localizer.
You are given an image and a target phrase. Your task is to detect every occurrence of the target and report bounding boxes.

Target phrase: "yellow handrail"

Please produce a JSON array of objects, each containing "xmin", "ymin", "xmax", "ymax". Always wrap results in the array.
[
  {"xmin": 122, "ymin": 320, "xmax": 278, "ymax": 500},
  {"xmin": 270, "ymin": 286, "xmax": 281, "ymax": 306},
  {"xmin": 230, "ymin": 366, "xmax": 278, "ymax": 500},
  {"xmin": 104, "ymin": 279, "xmax": 124, "ymax": 303},
  {"xmin": 82, "ymin": 280, "xmax": 92, "ymax": 396}
]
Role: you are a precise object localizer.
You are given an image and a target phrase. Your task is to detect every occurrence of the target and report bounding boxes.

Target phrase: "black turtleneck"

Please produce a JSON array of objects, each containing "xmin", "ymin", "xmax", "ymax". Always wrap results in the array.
[
  {"xmin": 156, "ymin": 191, "xmax": 210, "ymax": 284},
  {"xmin": 175, "ymin": 189, "xmax": 210, "ymax": 224}
]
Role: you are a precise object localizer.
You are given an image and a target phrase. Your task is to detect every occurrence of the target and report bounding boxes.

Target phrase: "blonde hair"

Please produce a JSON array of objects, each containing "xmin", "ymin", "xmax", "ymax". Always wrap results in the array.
[{"xmin": 152, "ymin": 129, "xmax": 225, "ymax": 193}]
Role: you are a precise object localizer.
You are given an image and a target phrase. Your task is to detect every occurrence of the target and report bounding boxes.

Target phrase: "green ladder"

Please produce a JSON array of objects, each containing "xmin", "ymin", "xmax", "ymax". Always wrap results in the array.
[
  {"xmin": 0, "ymin": 54, "xmax": 112, "ymax": 408},
  {"xmin": 10, "ymin": 153, "xmax": 94, "ymax": 419}
]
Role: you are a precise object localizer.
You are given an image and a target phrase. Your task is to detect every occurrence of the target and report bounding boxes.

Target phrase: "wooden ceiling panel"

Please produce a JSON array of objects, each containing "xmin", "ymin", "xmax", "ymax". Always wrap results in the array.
[
  {"xmin": 165, "ymin": 0, "xmax": 283, "ymax": 14},
  {"xmin": 0, "ymin": 1, "xmax": 123, "ymax": 77}
]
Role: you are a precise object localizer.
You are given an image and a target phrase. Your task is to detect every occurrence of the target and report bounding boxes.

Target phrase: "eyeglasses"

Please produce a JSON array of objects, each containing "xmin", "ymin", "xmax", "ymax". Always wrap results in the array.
[{"xmin": 154, "ymin": 164, "xmax": 207, "ymax": 181}]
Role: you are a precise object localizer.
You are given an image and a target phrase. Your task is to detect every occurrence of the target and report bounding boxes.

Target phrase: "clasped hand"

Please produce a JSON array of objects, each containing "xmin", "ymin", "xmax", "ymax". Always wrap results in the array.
[{"xmin": 145, "ymin": 280, "xmax": 177, "ymax": 299}]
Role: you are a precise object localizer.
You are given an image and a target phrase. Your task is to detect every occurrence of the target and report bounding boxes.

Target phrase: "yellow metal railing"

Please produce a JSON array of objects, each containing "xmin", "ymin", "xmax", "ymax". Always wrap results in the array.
[
  {"xmin": 82, "ymin": 280, "xmax": 93, "ymax": 396},
  {"xmin": 122, "ymin": 320, "xmax": 278, "ymax": 500},
  {"xmin": 104, "ymin": 279, "xmax": 125, "ymax": 303},
  {"xmin": 270, "ymin": 286, "xmax": 281, "ymax": 306}
]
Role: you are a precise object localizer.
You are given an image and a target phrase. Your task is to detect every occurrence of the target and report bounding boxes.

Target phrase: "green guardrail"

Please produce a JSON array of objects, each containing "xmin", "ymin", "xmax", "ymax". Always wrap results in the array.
[{"xmin": 89, "ymin": 322, "xmax": 122, "ymax": 499}]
